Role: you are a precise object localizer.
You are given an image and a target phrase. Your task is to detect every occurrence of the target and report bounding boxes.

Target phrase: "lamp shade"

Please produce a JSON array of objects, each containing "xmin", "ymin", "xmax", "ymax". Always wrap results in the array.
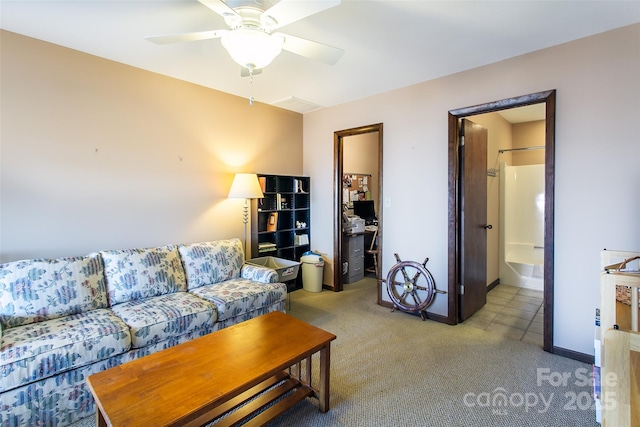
[
  {"xmin": 221, "ymin": 28, "xmax": 284, "ymax": 70},
  {"xmin": 228, "ymin": 173, "xmax": 264, "ymax": 199}
]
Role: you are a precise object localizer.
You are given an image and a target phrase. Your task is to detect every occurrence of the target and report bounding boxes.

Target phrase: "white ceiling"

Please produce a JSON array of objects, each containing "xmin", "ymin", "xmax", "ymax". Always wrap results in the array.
[
  {"xmin": 498, "ymin": 103, "xmax": 546, "ymax": 123},
  {"xmin": 1, "ymin": 1, "xmax": 639, "ymax": 114}
]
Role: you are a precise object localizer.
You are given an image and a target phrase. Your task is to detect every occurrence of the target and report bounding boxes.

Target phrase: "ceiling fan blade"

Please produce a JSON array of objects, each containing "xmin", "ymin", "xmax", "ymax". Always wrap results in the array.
[
  {"xmin": 198, "ymin": 0, "xmax": 241, "ymax": 21},
  {"xmin": 276, "ymin": 32, "xmax": 344, "ymax": 65},
  {"xmin": 262, "ymin": 0, "xmax": 340, "ymax": 30},
  {"xmin": 145, "ymin": 30, "xmax": 226, "ymax": 45}
]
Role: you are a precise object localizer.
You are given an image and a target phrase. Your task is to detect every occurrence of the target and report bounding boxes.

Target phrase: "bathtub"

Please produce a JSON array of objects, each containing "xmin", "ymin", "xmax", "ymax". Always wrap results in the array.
[
  {"xmin": 503, "ymin": 242, "xmax": 544, "ymax": 290},
  {"xmin": 499, "ymin": 163, "xmax": 545, "ymax": 291}
]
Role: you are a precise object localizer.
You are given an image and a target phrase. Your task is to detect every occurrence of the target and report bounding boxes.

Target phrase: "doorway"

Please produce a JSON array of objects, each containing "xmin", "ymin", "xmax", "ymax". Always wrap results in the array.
[
  {"xmin": 447, "ymin": 90, "xmax": 556, "ymax": 353},
  {"xmin": 333, "ymin": 124, "xmax": 383, "ymax": 301}
]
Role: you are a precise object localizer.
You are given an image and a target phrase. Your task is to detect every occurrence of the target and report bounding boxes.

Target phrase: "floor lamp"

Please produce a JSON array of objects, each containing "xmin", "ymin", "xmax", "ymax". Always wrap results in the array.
[{"xmin": 228, "ymin": 173, "xmax": 264, "ymax": 259}]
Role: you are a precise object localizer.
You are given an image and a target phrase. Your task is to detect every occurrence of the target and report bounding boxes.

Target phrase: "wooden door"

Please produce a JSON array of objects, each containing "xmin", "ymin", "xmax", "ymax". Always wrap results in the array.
[{"xmin": 459, "ymin": 119, "xmax": 488, "ymax": 321}]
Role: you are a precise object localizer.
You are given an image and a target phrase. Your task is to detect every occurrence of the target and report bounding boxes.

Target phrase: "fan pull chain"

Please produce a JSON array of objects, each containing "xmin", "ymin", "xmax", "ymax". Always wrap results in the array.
[{"xmin": 249, "ymin": 67, "xmax": 254, "ymax": 106}]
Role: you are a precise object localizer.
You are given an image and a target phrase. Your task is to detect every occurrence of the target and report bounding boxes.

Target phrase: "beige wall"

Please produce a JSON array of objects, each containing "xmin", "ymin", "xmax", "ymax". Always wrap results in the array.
[
  {"xmin": 513, "ymin": 120, "xmax": 546, "ymax": 165},
  {"xmin": 0, "ymin": 30, "xmax": 303, "ymax": 261},
  {"xmin": 304, "ymin": 23, "xmax": 640, "ymax": 355}
]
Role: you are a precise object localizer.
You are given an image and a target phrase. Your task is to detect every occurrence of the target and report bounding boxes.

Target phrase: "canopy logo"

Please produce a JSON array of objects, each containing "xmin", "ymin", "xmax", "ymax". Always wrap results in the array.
[
  {"xmin": 462, "ymin": 367, "xmax": 617, "ymax": 416},
  {"xmin": 463, "ymin": 388, "xmax": 553, "ymax": 415}
]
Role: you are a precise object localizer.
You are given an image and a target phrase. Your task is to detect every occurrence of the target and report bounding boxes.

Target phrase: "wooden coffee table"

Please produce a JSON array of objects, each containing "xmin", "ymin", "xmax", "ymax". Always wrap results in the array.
[{"xmin": 87, "ymin": 311, "xmax": 336, "ymax": 427}]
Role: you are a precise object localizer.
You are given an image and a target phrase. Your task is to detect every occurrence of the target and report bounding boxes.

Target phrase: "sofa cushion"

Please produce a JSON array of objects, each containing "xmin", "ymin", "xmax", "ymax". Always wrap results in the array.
[
  {"xmin": 109, "ymin": 292, "xmax": 216, "ymax": 349},
  {"xmin": 0, "ymin": 309, "xmax": 130, "ymax": 392},
  {"xmin": 189, "ymin": 278, "xmax": 287, "ymax": 322},
  {"xmin": 179, "ymin": 239, "xmax": 244, "ymax": 290},
  {"xmin": 0, "ymin": 254, "xmax": 108, "ymax": 329},
  {"xmin": 101, "ymin": 245, "xmax": 187, "ymax": 306}
]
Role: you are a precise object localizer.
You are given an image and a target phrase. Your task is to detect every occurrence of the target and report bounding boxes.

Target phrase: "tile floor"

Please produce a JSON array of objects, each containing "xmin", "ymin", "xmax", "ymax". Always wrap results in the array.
[{"xmin": 464, "ymin": 284, "xmax": 544, "ymax": 347}]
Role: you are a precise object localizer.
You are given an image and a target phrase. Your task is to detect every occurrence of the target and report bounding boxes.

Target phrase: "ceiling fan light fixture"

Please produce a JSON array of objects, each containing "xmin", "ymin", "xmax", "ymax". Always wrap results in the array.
[{"xmin": 221, "ymin": 28, "xmax": 283, "ymax": 70}]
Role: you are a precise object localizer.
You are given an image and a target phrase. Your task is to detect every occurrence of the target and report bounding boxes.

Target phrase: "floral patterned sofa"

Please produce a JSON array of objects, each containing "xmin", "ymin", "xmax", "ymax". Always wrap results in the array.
[{"xmin": 0, "ymin": 238, "xmax": 288, "ymax": 426}]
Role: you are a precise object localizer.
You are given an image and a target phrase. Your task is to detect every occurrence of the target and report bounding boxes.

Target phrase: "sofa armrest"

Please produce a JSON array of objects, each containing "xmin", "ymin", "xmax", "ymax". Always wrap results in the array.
[{"xmin": 240, "ymin": 264, "xmax": 279, "ymax": 284}]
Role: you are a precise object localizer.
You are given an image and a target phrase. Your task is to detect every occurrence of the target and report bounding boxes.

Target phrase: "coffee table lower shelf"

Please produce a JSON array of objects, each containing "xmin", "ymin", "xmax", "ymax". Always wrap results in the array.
[{"xmin": 208, "ymin": 371, "xmax": 313, "ymax": 427}]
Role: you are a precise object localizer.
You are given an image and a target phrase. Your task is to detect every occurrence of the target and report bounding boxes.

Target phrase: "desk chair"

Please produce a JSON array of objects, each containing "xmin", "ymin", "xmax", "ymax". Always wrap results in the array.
[{"xmin": 365, "ymin": 228, "xmax": 379, "ymax": 278}]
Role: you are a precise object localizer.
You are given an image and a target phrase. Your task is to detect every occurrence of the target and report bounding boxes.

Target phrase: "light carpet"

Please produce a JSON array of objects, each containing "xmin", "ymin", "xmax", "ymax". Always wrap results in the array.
[{"xmin": 71, "ymin": 278, "xmax": 598, "ymax": 427}]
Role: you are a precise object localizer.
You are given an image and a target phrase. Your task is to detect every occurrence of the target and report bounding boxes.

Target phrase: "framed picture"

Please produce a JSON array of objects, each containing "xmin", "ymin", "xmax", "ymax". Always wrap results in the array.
[{"xmin": 267, "ymin": 212, "xmax": 278, "ymax": 232}]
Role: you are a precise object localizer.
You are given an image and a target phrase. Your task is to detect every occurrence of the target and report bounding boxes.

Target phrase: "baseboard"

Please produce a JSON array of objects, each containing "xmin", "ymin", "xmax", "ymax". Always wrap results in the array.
[
  {"xmin": 552, "ymin": 346, "xmax": 594, "ymax": 365},
  {"xmin": 487, "ymin": 278, "xmax": 500, "ymax": 291},
  {"xmin": 378, "ymin": 300, "xmax": 453, "ymax": 324},
  {"xmin": 424, "ymin": 311, "xmax": 451, "ymax": 324},
  {"xmin": 378, "ymin": 299, "xmax": 391, "ymax": 307}
]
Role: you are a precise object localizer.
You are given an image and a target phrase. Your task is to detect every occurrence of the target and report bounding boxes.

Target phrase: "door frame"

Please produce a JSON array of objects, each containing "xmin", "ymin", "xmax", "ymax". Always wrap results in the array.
[
  {"xmin": 447, "ymin": 90, "xmax": 556, "ymax": 352},
  {"xmin": 333, "ymin": 123, "xmax": 383, "ymax": 298}
]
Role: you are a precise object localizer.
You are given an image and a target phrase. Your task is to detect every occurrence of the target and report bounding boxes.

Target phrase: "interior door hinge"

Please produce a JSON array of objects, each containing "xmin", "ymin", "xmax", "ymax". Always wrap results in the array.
[
  {"xmin": 459, "ymin": 284, "xmax": 465, "ymax": 295},
  {"xmin": 459, "ymin": 135, "xmax": 465, "ymax": 147}
]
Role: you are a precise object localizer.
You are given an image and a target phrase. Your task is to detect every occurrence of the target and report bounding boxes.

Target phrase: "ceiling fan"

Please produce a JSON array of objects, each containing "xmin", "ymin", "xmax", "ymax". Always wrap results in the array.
[{"xmin": 146, "ymin": 0, "xmax": 344, "ymax": 76}]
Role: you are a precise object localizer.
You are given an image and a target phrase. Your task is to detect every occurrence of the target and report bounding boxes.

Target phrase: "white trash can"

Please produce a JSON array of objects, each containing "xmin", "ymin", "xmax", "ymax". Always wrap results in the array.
[{"xmin": 300, "ymin": 252, "xmax": 324, "ymax": 292}]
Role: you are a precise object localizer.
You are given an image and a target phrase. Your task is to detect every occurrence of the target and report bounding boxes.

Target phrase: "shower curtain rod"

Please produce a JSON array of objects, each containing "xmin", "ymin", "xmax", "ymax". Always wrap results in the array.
[{"xmin": 498, "ymin": 145, "xmax": 545, "ymax": 154}]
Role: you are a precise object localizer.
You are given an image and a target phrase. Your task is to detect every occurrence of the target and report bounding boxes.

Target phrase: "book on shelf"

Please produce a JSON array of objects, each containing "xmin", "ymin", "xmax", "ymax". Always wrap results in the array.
[
  {"xmin": 276, "ymin": 193, "xmax": 289, "ymax": 210},
  {"xmin": 258, "ymin": 246, "xmax": 276, "ymax": 254},
  {"xmin": 258, "ymin": 242, "xmax": 276, "ymax": 254}
]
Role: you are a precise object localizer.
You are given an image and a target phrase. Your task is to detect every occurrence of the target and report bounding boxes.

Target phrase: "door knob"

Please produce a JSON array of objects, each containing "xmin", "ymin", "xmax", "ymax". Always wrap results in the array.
[{"xmin": 484, "ymin": 224, "xmax": 493, "ymax": 230}]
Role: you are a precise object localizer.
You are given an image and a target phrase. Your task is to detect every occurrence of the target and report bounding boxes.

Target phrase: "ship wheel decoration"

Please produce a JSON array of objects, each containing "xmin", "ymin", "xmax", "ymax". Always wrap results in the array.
[{"xmin": 383, "ymin": 253, "xmax": 446, "ymax": 320}]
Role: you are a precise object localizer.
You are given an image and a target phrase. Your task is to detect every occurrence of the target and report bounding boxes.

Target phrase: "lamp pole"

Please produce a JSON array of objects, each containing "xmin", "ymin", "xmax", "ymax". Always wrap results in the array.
[
  {"xmin": 228, "ymin": 173, "xmax": 264, "ymax": 260},
  {"xmin": 242, "ymin": 197, "xmax": 250, "ymax": 257}
]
